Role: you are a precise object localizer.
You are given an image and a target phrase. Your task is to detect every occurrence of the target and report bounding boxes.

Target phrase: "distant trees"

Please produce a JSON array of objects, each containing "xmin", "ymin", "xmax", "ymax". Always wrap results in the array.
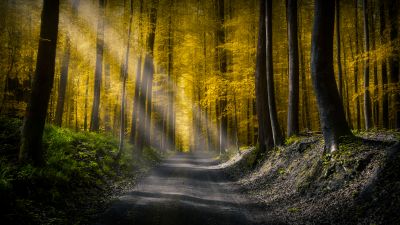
[
  {"xmin": 19, "ymin": 0, "xmax": 60, "ymax": 165},
  {"xmin": 311, "ymin": 0, "xmax": 352, "ymax": 152}
]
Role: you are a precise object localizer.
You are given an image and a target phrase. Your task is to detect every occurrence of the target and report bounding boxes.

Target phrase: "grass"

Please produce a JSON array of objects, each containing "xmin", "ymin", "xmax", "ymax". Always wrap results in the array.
[
  {"xmin": 285, "ymin": 135, "xmax": 302, "ymax": 146},
  {"xmin": 0, "ymin": 116, "xmax": 162, "ymax": 225}
]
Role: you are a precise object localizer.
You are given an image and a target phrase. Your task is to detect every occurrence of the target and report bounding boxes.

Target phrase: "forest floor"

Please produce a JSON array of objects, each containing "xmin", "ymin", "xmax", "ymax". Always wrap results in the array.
[
  {"xmin": 2, "ymin": 115, "xmax": 399, "ymax": 225},
  {"xmin": 221, "ymin": 131, "xmax": 400, "ymax": 225}
]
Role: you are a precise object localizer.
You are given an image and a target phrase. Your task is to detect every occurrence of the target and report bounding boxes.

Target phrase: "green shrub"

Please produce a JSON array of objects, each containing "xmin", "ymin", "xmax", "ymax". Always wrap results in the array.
[{"xmin": 0, "ymin": 117, "xmax": 162, "ymax": 224}]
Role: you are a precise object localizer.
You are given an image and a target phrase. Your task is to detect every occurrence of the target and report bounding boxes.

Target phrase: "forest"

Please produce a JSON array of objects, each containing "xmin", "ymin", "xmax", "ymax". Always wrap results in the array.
[{"xmin": 0, "ymin": 0, "xmax": 399, "ymax": 224}]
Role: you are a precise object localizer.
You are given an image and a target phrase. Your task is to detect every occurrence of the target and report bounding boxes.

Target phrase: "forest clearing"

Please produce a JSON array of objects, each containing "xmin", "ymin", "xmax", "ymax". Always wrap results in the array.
[{"xmin": 0, "ymin": 0, "xmax": 399, "ymax": 224}]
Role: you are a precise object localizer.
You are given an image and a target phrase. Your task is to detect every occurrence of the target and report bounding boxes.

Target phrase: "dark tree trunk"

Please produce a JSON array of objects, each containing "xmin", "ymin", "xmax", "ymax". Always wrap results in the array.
[
  {"xmin": 90, "ymin": 0, "xmax": 105, "ymax": 132},
  {"xmin": 311, "ymin": 0, "xmax": 353, "ymax": 152},
  {"xmin": 370, "ymin": 2, "xmax": 379, "ymax": 127},
  {"xmin": 167, "ymin": 1, "xmax": 175, "ymax": 150},
  {"xmin": 54, "ymin": 36, "xmax": 70, "ymax": 127},
  {"xmin": 255, "ymin": 0, "xmax": 273, "ymax": 155},
  {"xmin": 19, "ymin": 0, "xmax": 60, "ymax": 165},
  {"xmin": 354, "ymin": 0, "xmax": 361, "ymax": 130},
  {"xmin": 388, "ymin": 0, "xmax": 400, "ymax": 130},
  {"xmin": 335, "ymin": 0, "xmax": 343, "ymax": 99},
  {"xmin": 266, "ymin": 0, "xmax": 283, "ymax": 146},
  {"xmin": 286, "ymin": 0, "xmax": 300, "ymax": 137},
  {"xmin": 380, "ymin": 1, "xmax": 389, "ymax": 128},
  {"xmin": 362, "ymin": 0, "xmax": 372, "ymax": 130}
]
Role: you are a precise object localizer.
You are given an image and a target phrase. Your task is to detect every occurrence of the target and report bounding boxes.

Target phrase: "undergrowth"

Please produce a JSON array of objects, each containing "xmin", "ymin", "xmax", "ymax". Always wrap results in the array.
[{"xmin": 0, "ymin": 116, "xmax": 162, "ymax": 225}]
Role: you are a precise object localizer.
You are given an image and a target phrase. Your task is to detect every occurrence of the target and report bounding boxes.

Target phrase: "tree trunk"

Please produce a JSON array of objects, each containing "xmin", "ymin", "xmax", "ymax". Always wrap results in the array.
[
  {"xmin": 84, "ymin": 73, "xmax": 89, "ymax": 131},
  {"xmin": 370, "ymin": 2, "xmax": 379, "ymax": 128},
  {"xmin": 104, "ymin": 64, "xmax": 112, "ymax": 132},
  {"xmin": 255, "ymin": 0, "xmax": 273, "ymax": 155},
  {"xmin": 266, "ymin": 0, "xmax": 283, "ymax": 146},
  {"xmin": 90, "ymin": 0, "xmax": 105, "ymax": 132},
  {"xmin": 311, "ymin": 0, "xmax": 352, "ymax": 153},
  {"xmin": 362, "ymin": 0, "xmax": 372, "ymax": 130},
  {"xmin": 130, "ymin": 0, "xmax": 143, "ymax": 146},
  {"xmin": 380, "ymin": 1, "xmax": 389, "ymax": 129},
  {"xmin": 19, "ymin": 0, "xmax": 60, "ymax": 165},
  {"xmin": 216, "ymin": 0, "xmax": 228, "ymax": 152},
  {"xmin": 388, "ymin": 0, "xmax": 400, "ymax": 130},
  {"xmin": 138, "ymin": 0, "xmax": 158, "ymax": 152},
  {"xmin": 354, "ymin": 0, "xmax": 361, "ymax": 130},
  {"xmin": 167, "ymin": 1, "xmax": 175, "ymax": 150},
  {"xmin": 234, "ymin": 93, "xmax": 240, "ymax": 154},
  {"xmin": 117, "ymin": 0, "xmax": 133, "ymax": 160},
  {"xmin": 54, "ymin": 36, "xmax": 70, "ymax": 127},
  {"xmin": 286, "ymin": 0, "xmax": 300, "ymax": 137}
]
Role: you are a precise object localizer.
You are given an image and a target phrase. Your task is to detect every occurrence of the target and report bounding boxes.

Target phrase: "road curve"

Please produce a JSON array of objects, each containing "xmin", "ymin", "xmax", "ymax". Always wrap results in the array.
[{"xmin": 93, "ymin": 151, "xmax": 263, "ymax": 225}]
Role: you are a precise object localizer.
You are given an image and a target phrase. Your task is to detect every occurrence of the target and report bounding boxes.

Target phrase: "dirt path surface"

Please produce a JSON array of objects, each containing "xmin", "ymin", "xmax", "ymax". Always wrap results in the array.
[{"xmin": 94, "ymin": 151, "xmax": 266, "ymax": 225}]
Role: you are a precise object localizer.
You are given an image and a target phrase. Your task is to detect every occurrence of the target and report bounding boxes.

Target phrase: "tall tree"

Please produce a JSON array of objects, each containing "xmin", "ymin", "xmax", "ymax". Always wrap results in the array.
[
  {"xmin": 19, "ymin": 0, "xmax": 60, "ymax": 165},
  {"xmin": 380, "ymin": 0, "xmax": 389, "ymax": 128},
  {"xmin": 286, "ymin": 0, "xmax": 300, "ymax": 137},
  {"xmin": 388, "ymin": 0, "xmax": 399, "ymax": 130},
  {"xmin": 167, "ymin": 0, "xmax": 175, "ymax": 151},
  {"xmin": 137, "ymin": 0, "xmax": 159, "ymax": 152},
  {"xmin": 311, "ymin": 0, "xmax": 352, "ymax": 152},
  {"xmin": 370, "ymin": 1, "xmax": 379, "ymax": 127},
  {"xmin": 216, "ymin": 0, "xmax": 228, "ymax": 152},
  {"xmin": 54, "ymin": 37, "xmax": 70, "ymax": 126},
  {"xmin": 255, "ymin": 0, "xmax": 274, "ymax": 155},
  {"xmin": 354, "ymin": 0, "xmax": 361, "ymax": 130},
  {"xmin": 362, "ymin": 0, "xmax": 372, "ymax": 130},
  {"xmin": 130, "ymin": 0, "xmax": 144, "ymax": 146},
  {"xmin": 90, "ymin": 0, "xmax": 105, "ymax": 132},
  {"xmin": 117, "ymin": 0, "xmax": 134, "ymax": 159},
  {"xmin": 266, "ymin": 0, "xmax": 283, "ymax": 146}
]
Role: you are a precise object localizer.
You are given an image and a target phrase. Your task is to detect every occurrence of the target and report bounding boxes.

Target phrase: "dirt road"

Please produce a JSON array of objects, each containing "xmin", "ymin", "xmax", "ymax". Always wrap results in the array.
[{"xmin": 94, "ymin": 151, "xmax": 265, "ymax": 225}]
